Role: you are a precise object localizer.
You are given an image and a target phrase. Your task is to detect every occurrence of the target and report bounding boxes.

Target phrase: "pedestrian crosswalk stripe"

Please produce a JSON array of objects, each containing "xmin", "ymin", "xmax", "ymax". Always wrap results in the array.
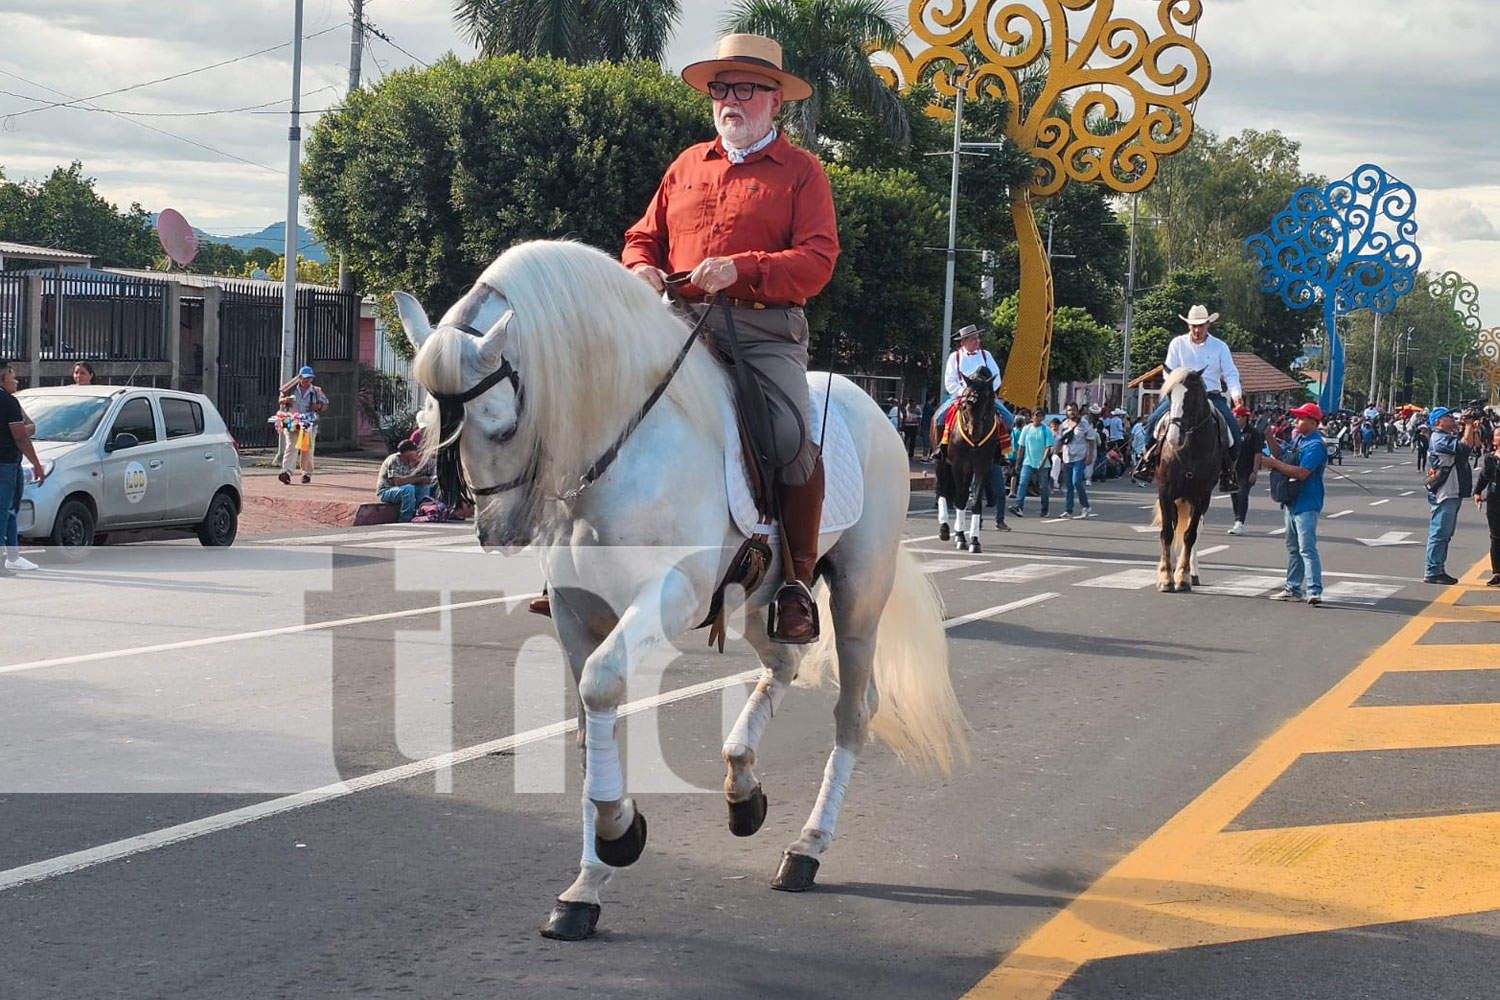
[
  {"xmin": 1194, "ymin": 574, "xmax": 1286, "ymax": 598},
  {"xmin": 1321, "ymin": 581, "xmax": 1403, "ymax": 605},
  {"xmin": 1370, "ymin": 499, "xmax": 1390, "ymax": 506},
  {"xmin": 962, "ymin": 563, "xmax": 1074, "ymax": 583},
  {"xmin": 1328, "ymin": 510, "xmax": 1353, "ymax": 519},
  {"xmin": 1075, "ymin": 568, "xmax": 1160, "ymax": 589},
  {"xmin": 920, "ymin": 558, "xmax": 988, "ymax": 575}
]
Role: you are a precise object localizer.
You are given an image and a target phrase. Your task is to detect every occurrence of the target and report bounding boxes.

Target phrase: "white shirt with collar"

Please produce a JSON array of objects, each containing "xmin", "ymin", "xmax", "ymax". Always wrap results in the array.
[
  {"xmin": 1163, "ymin": 332, "xmax": 1242, "ymax": 399},
  {"xmin": 944, "ymin": 346, "xmax": 1001, "ymax": 399}
]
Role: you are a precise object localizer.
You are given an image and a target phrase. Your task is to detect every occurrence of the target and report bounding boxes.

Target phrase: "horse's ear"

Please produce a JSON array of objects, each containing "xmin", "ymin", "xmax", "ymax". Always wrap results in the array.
[
  {"xmin": 476, "ymin": 309, "xmax": 514, "ymax": 370},
  {"xmin": 1195, "ymin": 366, "xmax": 1208, "ymax": 377},
  {"xmin": 393, "ymin": 292, "xmax": 433, "ymax": 351}
]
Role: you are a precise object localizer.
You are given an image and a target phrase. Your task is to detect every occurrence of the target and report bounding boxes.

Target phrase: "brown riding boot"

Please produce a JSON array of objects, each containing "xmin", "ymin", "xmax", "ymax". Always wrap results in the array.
[
  {"xmin": 770, "ymin": 457, "xmax": 825, "ymax": 644},
  {"xmin": 529, "ymin": 587, "xmax": 551, "ymax": 618}
]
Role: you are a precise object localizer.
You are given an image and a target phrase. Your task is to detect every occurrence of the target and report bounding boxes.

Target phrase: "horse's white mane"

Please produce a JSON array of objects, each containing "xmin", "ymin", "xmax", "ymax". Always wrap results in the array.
[
  {"xmin": 414, "ymin": 240, "xmax": 728, "ymax": 495},
  {"xmin": 1160, "ymin": 366, "xmax": 1194, "ymax": 395}
]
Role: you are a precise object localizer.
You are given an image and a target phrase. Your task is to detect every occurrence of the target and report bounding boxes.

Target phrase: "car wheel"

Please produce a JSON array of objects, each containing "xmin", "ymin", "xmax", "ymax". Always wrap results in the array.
[
  {"xmin": 50, "ymin": 498, "xmax": 96, "ymax": 561},
  {"xmin": 197, "ymin": 492, "xmax": 238, "ymax": 547}
]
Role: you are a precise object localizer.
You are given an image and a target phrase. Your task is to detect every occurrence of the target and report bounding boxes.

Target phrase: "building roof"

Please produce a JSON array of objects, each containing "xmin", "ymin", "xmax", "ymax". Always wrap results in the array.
[
  {"xmin": 0, "ymin": 241, "xmax": 94, "ymax": 267},
  {"xmin": 1129, "ymin": 352, "xmax": 1303, "ymax": 394}
]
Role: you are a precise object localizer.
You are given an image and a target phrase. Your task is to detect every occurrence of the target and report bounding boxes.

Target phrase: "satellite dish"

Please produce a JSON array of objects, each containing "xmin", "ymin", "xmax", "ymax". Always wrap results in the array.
[{"xmin": 156, "ymin": 208, "xmax": 199, "ymax": 266}]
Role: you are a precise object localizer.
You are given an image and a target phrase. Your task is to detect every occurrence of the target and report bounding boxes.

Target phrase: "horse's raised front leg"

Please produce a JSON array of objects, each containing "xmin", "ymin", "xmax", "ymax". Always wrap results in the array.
[
  {"xmin": 966, "ymin": 486, "xmax": 983, "ymax": 554},
  {"xmin": 1157, "ymin": 496, "xmax": 1177, "ymax": 592},
  {"xmin": 722, "ymin": 607, "xmax": 801, "ymax": 837},
  {"xmin": 937, "ymin": 495, "xmax": 951, "ymax": 542}
]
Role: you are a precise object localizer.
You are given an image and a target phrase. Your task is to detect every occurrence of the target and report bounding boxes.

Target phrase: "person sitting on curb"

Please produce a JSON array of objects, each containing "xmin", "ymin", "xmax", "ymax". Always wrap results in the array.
[{"xmin": 376, "ymin": 439, "xmax": 433, "ymax": 523}]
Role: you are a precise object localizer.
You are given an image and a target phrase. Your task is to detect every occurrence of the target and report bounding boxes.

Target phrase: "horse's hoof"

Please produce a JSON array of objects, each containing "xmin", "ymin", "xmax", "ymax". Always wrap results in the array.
[
  {"xmin": 540, "ymin": 899, "xmax": 601, "ymax": 941},
  {"xmin": 1177, "ymin": 581, "xmax": 1192, "ymax": 593},
  {"xmin": 595, "ymin": 808, "xmax": 648, "ymax": 868},
  {"xmin": 770, "ymin": 851, "xmax": 820, "ymax": 892},
  {"xmin": 727, "ymin": 785, "xmax": 768, "ymax": 838},
  {"xmin": 969, "ymin": 538, "xmax": 982, "ymax": 554},
  {"xmin": 954, "ymin": 532, "xmax": 966, "ymax": 550},
  {"xmin": 1159, "ymin": 581, "xmax": 1174, "ymax": 593},
  {"xmin": 1191, "ymin": 575, "xmax": 1202, "ymax": 587},
  {"xmin": 938, "ymin": 523, "xmax": 950, "ymax": 541}
]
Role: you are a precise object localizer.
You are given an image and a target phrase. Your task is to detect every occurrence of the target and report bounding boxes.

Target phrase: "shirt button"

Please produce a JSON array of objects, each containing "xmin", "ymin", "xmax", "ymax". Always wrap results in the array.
[{"xmin": 719, "ymin": 193, "xmax": 726, "ymax": 201}]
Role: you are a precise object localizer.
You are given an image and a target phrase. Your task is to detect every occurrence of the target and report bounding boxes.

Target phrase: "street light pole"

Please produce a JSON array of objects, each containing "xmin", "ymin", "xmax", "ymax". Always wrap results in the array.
[
  {"xmin": 280, "ymin": 0, "xmax": 305, "ymax": 387},
  {"xmin": 1122, "ymin": 192, "xmax": 1138, "ymax": 414},
  {"xmin": 937, "ymin": 65, "xmax": 968, "ymax": 406},
  {"xmin": 1369, "ymin": 311, "xmax": 1381, "ymax": 409}
]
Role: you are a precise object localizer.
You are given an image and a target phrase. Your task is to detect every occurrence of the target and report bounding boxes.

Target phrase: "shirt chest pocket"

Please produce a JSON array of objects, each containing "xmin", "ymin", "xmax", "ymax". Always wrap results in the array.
[{"xmin": 725, "ymin": 179, "xmax": 792, "ymax": 233}]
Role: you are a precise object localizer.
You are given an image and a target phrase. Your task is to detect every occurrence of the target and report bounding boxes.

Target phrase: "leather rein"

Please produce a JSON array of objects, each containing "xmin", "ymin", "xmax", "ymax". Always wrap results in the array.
[{"xmin": 431, "ymin": 291, "xmax": 710, "ymax": 503}]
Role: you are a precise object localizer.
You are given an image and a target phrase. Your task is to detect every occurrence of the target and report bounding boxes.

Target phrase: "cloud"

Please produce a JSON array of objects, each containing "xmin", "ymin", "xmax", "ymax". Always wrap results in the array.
[{"xmin": 1425, "ymin": 196, "xmax": 1500, "ymax": 242}]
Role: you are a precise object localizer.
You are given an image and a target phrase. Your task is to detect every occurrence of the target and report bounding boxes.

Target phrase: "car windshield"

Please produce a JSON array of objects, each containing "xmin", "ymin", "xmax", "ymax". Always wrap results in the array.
[{"xmin": 21, "ymin": 395, "xmax": 113, "ymax": 442}]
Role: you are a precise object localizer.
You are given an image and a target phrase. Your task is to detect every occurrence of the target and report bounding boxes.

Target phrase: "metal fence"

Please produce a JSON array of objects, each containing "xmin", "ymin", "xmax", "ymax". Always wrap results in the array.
[
  {"xmin": 44, "ymin": 273, "xmax": 166, "ymax": 360},
  {"xmin": 0, "ymin": 273, "xmax": 28, "ymax": 361},
  {"xmin": 217, "ymin": 284, "xmax": 360, "ymax": 447}
]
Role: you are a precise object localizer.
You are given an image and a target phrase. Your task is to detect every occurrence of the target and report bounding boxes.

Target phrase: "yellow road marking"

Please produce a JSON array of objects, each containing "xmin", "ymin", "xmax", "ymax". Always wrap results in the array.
[{"xmin": 964, "ymin": 558, "xmax": 1500, "ymax": 1000}]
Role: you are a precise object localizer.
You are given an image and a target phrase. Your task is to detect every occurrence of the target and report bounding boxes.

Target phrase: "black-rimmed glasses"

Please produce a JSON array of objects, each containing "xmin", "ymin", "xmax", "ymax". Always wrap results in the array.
[{"xmin": 706, "ymin": 81, "xmax": 778, "ymax": 101}]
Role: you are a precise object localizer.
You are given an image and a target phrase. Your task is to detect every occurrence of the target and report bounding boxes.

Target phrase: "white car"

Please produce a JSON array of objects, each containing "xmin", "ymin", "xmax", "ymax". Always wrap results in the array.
[{"xmin": 17, "ymin": 385, "xmax": 243, "ymax": 553}]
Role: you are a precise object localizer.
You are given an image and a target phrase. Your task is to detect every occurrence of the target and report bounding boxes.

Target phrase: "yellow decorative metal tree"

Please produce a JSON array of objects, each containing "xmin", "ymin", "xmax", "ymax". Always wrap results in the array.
[
  {"xmin": 1478, "ymin": 326, "xmax": 1500, "ymax": 405},
  {"xmin": 876, "ymin": 0, "xmax": 1211, "ymax": 407}
]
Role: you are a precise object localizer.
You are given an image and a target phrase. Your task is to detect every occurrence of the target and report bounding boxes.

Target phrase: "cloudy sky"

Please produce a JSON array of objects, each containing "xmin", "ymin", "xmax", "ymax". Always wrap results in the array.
[{"xmin": 2, "ymin": 0, "xmax": 1498, "ymax": 319}]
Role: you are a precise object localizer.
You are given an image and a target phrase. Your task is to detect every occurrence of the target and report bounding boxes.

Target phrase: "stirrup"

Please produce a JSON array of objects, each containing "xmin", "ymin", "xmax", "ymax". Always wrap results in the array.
[
  {"xmin": 528, "ymin": 595, "xmax": 552, "ymax": 618},
  {"xmin": 767, "ymin": 580, "xmax": 819, "ymax": 645}
]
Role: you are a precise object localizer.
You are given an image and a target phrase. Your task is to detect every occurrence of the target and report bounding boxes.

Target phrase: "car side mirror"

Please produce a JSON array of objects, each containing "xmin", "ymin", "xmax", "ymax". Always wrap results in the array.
[{"xmin": 108, "ymin": 431, "xmax": 140, "ymax": 453}]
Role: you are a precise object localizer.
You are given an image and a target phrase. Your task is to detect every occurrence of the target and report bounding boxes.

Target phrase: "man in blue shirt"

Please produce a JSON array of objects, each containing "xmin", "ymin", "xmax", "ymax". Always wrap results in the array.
[
  {"xmin": 1260, "ymin": 401, "xmax": 1328, "ymax": 605},
  {"xmin": 1423, "ymin": 406, "xmax": 1481, "ymax": 585}
]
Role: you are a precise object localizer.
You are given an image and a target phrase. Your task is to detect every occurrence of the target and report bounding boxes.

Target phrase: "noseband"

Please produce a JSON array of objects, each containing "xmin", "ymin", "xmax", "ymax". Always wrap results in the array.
[{"xmin": 427, "ymin": 323, "xmax": 529, "ymax": 502}]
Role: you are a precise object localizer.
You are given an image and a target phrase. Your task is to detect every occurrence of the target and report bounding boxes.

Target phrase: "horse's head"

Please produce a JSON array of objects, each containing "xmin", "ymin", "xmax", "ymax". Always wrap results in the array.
[
  {"xmin": 1160, "ymin": 366, "xmax": 1214, "ymax": 452},
  {"xmin": 398, "ymin": 279, "xmax": 536, "ymax": 552}
]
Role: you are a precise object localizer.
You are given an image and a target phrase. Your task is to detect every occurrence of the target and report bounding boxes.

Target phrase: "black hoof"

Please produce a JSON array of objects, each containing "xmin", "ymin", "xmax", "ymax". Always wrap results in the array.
[
  {"xmin": 1160, "ymin": 581, "xmax": 1175, "ymax": 593},
  {"xmin": 969, "ymin": 538, "xmax": 982, "ymax": 554},
  {"xmin": 1178, "ymin": 581, "xmax": 1192, "ymax": 593},
  {"xmin": 938, "ymin": 523, "xmax": 950, "ymax": 541},
  {"xmin": 954, "ymin": 532, "xmax": 967, "ymax": 550},
  {"xmin": 595, "ymin": 809, "xmax": 647, "ymax": 868},
  {"xmin": 540, "ymin": 899, "xmax": 600, "ymax": 940},
  {"xmin": 727, "ymin": 785, "xmax": 768, "ymax": 838},
  {"xmin": 1191, "ymin": 575, "xmax": 1202, "ymax": 587},
  {"xmin": 770, "ymin": 851, "xmax": 820, "ymax": 892}
]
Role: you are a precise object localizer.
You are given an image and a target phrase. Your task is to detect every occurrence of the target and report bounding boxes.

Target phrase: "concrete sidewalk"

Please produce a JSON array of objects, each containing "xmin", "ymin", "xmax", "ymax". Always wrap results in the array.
[{"xmin": 236, "ymin": 448, "xmax": 938, "ymax": 535}]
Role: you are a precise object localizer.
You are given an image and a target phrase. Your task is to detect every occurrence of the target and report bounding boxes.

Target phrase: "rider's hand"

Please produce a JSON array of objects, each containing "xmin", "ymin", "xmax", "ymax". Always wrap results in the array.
[
  {"xmin": 630, "ymin": 264, "xmax": 668, "ymax": 293},
  {"xmin": 687, "ymin": 256, "xmax": 738, "ymax": 295}
]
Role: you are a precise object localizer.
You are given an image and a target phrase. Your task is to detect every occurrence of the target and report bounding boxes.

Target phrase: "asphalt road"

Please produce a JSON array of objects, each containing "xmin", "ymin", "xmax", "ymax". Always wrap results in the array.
[{"xmin": 3, "ymin": 449, "xmax": 1498, "ymax": 1000}]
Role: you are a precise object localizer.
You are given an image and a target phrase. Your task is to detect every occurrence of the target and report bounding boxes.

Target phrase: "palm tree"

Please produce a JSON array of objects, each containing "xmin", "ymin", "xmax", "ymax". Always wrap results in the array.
[
  {"xmin": 452, "ymin": 0, "xmax": 680, "ymax": 64},
  {"xmin": 721, "ymin": 0, "xmax": 909, "ymax": 151}
]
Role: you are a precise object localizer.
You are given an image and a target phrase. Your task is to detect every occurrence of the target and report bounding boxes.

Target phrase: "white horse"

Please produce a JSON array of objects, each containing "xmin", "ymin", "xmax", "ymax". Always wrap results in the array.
[{"xmin": 397, "ymin": 239, "xmax": 967, "ymax": 940}]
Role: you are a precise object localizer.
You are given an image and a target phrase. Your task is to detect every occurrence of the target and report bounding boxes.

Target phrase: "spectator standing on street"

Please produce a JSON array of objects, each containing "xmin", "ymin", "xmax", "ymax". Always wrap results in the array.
[
  {"xmin": 376, "ymin": 439, "xmax": 434, "ymax": 522},
  {"xmin": 1227, "ymin": 404, "xmax": 1264, "ymax": 535},
  {"xmin": 72, "ymin": 362, "xmax": 95, "ymax": 386},
  {"xmin": 1009, "ymin": 408, "xmax": 1054, "ymax": 518},
  {"xmin": 1473, "ymin": 425, "xmax": 1500, "ymax": 587},
  {"xmin": 0, "ymin": 361, "xmax": 45, "ymax": 573},
  {"xmin": 1423, "ymin": 407, "xmax": 1481, "ymax": 585},
  {"xmin": 1058, "ymin": 403, "xmax": 1097, "ymax": 518},
  {"xmin": 278, "ymin": 365, "xmax": 328, "ymax": 485},
  {"xmin": 1262, "ymin": 401, "xmax": 1328, "ymax": 605}
]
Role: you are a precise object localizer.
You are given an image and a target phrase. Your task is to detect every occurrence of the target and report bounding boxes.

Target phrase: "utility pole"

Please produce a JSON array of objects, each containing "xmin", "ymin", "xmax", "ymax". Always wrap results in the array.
[
  {"xmin": 340, "ymin": 0, "xmax": 362, "ymax": 293},
  {"xmin": 937, "ymin": 65, "xmax": 968, "ymax": 406},
  {"xmin": 1122, "ymin": 193, "xmax": 1138, "ymax": 414},
  {"xmin": 280, "ymin": 0, "xmax": 305, "ymax": 388},
  {"xmin": 1369, "ymin": 311, "xmax": 1381, "ymax": 409}
]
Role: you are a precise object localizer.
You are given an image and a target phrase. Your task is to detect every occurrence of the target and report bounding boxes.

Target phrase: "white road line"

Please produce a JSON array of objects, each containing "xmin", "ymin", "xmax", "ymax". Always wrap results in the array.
[
  {"xmin": 248, "ymin": 526, "xmax": 464, "ymax": 546},
  {"xmin": 0, "ymin": 594, "xmax": 540, "ymax": 677},
  {"xmin": 1382, "ymin": 465, "xmax": 1395, "ymax": 470},
  {"xmin": 1196, "ymin": 545, "xmax": 1229, "ymax": 557},
  {"xmin": 0, "ymin": 589, "xmax": 1052, "ymax": 894},
  {"xmin": 903, "ymin": 534, "xmax": 941, "ymax": 544},
  {"xmin": 1370, "ymin": 499, "xmax": 1390, "ymax": 506},
  {"xmin": 1269, "ymin": 527, "xmax": 1287, "ymax": 536},
  {"xmin": 1321, "ymin": 581, "xmax": 1403, "ymax": 605},
  {"xmin": 1075, "ymin": 568, "xmax": 1158, "ymax": 590},
  {"xmin": 1361, "ymin": 470, "xmax": 1374, "ymax": 475},
  {"xmin": 962, "ymin": 564, "xmax": 1072, "ymax": 584},
  {"xmin": 1133, "ymin": 525, "xmax": 1159, "ymax": 533},
  {"xmin": 1400, "ymin": 491, "xmax": 1416, "ymax": 497},
  {"xmin": 1328, "ymin": 510, "xmax": 1354, "ymax": 519},
  {"xmin": 905, "ymin": 547, "xmax": 1415, "ymax": 582}
]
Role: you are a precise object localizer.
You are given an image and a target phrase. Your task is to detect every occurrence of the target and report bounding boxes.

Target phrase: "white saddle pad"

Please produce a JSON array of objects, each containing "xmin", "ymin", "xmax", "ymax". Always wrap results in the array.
[{"xmin": 726, "ymin": 376, "xmax": 864, "ymax": 540}]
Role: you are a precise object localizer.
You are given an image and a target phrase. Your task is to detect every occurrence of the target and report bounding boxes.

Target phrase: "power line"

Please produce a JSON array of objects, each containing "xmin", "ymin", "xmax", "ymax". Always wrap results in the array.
[
  {"xmin": 363, "ymin": 19, "xmax": 430, "ymax": 68},
  {"xmin": 0, "ymin": 68, "xmax": 280, "ymax": 174},
  {"xmin": 3, "ymin": 24, "xmax": 345, "ymax": 121},
  {"xmin": 0, "ymin": 88, "xmax": 341, "ymax": 119}
]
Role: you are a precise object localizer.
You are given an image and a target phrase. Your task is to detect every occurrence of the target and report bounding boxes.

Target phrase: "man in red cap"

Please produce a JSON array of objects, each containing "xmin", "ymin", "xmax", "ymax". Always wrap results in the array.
[
  {"xmin": 1260, "ymin": 402, "xmax": 1328, "ymax": 604},
  {"xmin": 1226, "ymin": 404, "xmax": 1264, "ymax": 535},
  {"xmin": 622, "ymin": 34, "xmax": 837, "ymax": 643}
]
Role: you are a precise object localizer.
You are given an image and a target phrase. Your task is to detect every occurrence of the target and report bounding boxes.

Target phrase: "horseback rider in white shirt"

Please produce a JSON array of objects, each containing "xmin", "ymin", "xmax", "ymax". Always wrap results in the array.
[
  {"xmin": 935, "ymin": 324, "xmax": 1013, "ymax": 453},
  {"xmin": 1132, "ymin": 304, "xmax": 1245, "ymax": 492}
]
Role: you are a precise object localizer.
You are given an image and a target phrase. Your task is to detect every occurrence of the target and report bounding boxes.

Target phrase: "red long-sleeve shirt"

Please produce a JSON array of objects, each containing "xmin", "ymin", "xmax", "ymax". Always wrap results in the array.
[{"xmin": 622, "ymin": 133, "xmax": 839, "ymax": 306}]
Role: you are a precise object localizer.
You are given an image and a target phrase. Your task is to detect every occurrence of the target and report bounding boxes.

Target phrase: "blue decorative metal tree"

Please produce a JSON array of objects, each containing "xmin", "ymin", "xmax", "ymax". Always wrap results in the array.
[{"xmin": 1245, "ymin": 164, "xmax": 1422, "ymax": 412}]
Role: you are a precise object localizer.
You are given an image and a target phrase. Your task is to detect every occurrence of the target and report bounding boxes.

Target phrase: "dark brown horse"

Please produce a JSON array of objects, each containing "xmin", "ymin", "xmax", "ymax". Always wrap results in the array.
[
  {"xmin": 1154, "ymin": 367, "xmax": 1225, "ymax": 591},
  {"xmin": 934, "ymin": 368, "xmax": 999, "ymax": 553}
]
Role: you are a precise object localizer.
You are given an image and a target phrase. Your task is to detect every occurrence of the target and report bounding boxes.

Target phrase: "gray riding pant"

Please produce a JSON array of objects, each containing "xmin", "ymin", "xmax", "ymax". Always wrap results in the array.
[{"xmin": 687, "ymin": 303, "xmax": 819, "ymax": 486}]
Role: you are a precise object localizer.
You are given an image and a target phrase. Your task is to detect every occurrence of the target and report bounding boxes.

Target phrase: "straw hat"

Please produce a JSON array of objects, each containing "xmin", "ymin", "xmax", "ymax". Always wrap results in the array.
[
  {"xmin": 681, "ymin": 34, "xmax": 813, "ymax": 102},
  {"xmin": 1178, "ymin": 304, "xmax": 1221, "ymax": 325},
  {"xmin": 955, "ymin": 324, "xmax": 981, "ymax": 341}
]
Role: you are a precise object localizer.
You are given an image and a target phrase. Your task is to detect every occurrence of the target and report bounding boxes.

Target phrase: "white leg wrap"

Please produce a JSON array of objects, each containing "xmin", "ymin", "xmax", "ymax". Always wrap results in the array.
[
  {"xmin": 808, "ymin": 746, "xmax": 857, "ymax": 836},
  {"xmin": 584, "ymin": 709, "xmax": 624, "ymax": 803},
  {"xmin": 937, "ymin": 496, "xmax": 949, "ymax": 525},
  {"xmin": 724, "ymin": 686, "xmax": 774, "ymax": 760},
  {"xmin": 580, "ymin": 791, "xmax": 602, "ymax": 866},
  {"xmin": 969, "ymin": 513, "xmax": 981, "ymax": 536}
]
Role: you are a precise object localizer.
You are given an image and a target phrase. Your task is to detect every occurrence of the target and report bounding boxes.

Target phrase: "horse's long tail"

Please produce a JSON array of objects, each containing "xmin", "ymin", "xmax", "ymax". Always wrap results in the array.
[
  {"xmin": 796, "ymin": 546, "xmax": 969, "ymax": 775},
  {"xmin": 866, "ymin": 545, "xmax": 970, "ymax": 775}
]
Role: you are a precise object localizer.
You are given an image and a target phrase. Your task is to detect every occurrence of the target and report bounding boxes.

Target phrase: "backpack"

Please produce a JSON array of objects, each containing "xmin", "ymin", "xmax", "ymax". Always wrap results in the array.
[
  {"xmin": 1268, "ymin": 439, "xmax": 1305, "ymax": 507},
  {"xmin": 412, "ymin": 497, "xmax": 450, "ymax": 523}
]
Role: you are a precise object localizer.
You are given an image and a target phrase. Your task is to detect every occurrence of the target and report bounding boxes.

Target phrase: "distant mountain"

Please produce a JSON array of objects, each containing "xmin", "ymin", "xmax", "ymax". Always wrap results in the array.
[{"xmin": 195, "ymin": 221, "xmax": 327, "ymax": 263}]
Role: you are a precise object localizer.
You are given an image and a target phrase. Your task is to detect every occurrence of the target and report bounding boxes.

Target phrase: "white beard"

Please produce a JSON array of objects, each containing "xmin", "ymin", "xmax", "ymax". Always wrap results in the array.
[{"xmin": 716, "ymin": 105, "xmax": 773, "ymax": 150}]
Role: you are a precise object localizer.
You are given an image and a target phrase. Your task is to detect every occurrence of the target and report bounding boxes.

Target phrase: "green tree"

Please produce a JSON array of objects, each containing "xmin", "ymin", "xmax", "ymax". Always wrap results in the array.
[
  {"xmin": 1035, "ymin": 182, "xmax": 1129, "ymax": 325},
  {"xmin": 186, "ymin": 241, "xmax": 252, "ymax": 275},
  {"xmin": 721, "ymin": 0, "xmax": 909, "ymax": 151},
  {"xmin": 244, "ymin": 254, "xmax": 340, "ymax": 286},
  {"xmin": 303, "ymin": 56, "xmax": 711, "ymax": 347},
  {"xmin": 989, "ymin": 294, "xmax": 1113, "ymax": 387},
  {"xmin": 0, "ymin": 162, "xmax": 156, "ymax": 266},
  {"xmin": 451, "ymin": 0, "xmax": 680, "ymax": 63}
]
